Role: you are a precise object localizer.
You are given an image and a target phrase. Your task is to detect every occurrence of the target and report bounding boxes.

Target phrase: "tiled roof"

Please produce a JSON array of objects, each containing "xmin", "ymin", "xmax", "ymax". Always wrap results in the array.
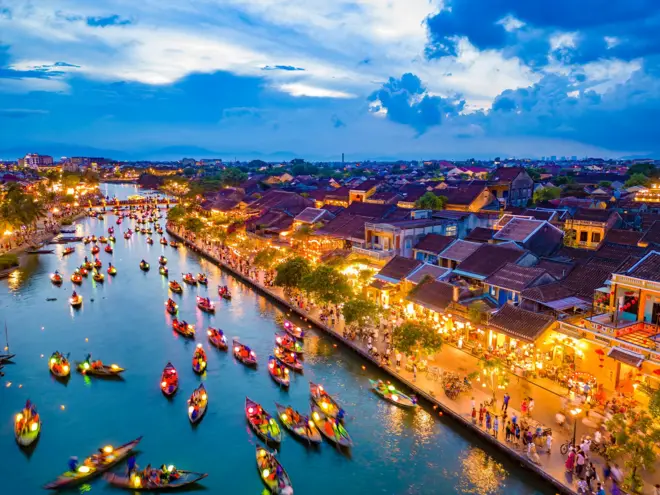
[
  {"xmin": 484, "ymin": 263, "xmax": 551, "ymax": 292},
  {"xmin": 494, "ymin": 218, "xmax": 545, "ymax": 242},
  {"xmin": 556, "ymin": 246, "xmax": 595, "ymax": 262},
  {"xmin": 248, "ymin": 190, "xmax": 313, "ymax": 213},
  {"xmin": 375, "ymin": 255, "xmax": 422, "ymax": 283},
  {"xmin": 571, "ymin": 208, "xmax": 614, "ymax": 223},
  {"xmin": 455, "ymin": 244, "xmax": 526, "ymax": 278},
  {"xmin": 325, "ymin": 186, "xmax": 350, "ymax": 200},
  {"xmin": 488, "ymin": 304, "xmax": 554, "ymax": 342},
  {"xmin": 406, "ymin": 280, "xmax": 455, "ymax": 313},
  {"xmin": 294, "ymin": 207, "xmax": 329, "ymax": 224},
  {"xmin": 414, "ymin": 233, "xmax": 455, "ymax": 255},
  {"xmin": 465, "ymin": 227, "xmax": 495, "ymax": 243},
  {"xmin": 561, "ymin": 263, "xmax": 614, "ymax": 298},
  {"xmin": 626, "ymin": 251, "xmax": 660, "ymax": 282},
  {"xmin": 490, "ymin": 167, "xmax": 524, "ymax": 183},
  {"xmin": 442, "ymin": 184, "xmax": 488, "ymax": 206},
  {"xmin": 605, "ymin": 229, "xmax": 644, "ymax": 246},
  {"xmin": 344, "ymin": 202, "xmax": 396, "ymax": 218},
  {"xmin": 368, "ymin": 191, "xmax": 401, "ymax": 202},
  {"xmin": 640, "ymin": 221, "xmax": 660, "ymax": 246},
  {"xmin": 521, "ymin": 282, "xmax": 576, "ymax": 303},
  {"xmin": 607, "ymin": 348, "xmax": 643, "ymax": 368},
  {"xmin": 350, "ymin": 179, "xmax": 380, "ymax": 192},
  {"xmin": 522, "ymin": 209, "xmax": 556, "ymax": 222},
  {"xmin": 314, "ymin": 213, "xmax": 371, "ymax": 241},
  {"xmin": 439, "ymin": 240, "xmax": 481, "ymax": 262},
  {"xmin": 536, "ymin": 259, "xmax": 575, "ymax": 280},
  {"xmin": 405, "ymin": 263, "xmax": 451, "ymax": 284}
]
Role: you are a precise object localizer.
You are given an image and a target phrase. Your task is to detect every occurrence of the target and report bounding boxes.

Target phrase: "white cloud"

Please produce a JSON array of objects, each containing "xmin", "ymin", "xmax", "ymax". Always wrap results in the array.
[
  {"xmin": 550, "ymin": 32, "xmax": 578, "ymax": 51},
  {"xmin": 277, "ymin": 83, "xmax": 356, "ymax": 98},
  {"xmin": 497, "ymin": 15, "xmax": 525, "ymax": 32}
]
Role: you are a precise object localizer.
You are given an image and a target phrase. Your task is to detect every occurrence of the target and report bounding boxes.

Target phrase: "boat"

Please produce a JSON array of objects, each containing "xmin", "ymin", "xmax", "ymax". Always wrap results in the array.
[
  {"xmin": 91, "ymin": 235, "xmax": 97, "ymax": 242},
  {"xmin": 196, "ymin": 296, "xmax": 215, "ymax": 313},
  {"xmin": 158, "ymin": 256, "xmax": 167, "ymax": 265},
  {"xmin": 124, "ymin": 232, "xmax": 131, "ymax": 239},
  {"xmin": 104, "ymin": 245, "xmax": 113, "ymax": 254},
  {"xmin": 187, "ymin": 384, "xmax": 207, "ymax": 424},
  {"xmin": 207, "ymin": 327, "xmax": 228, "ymax": 350},
  {"xmin": 76, "ymin": 357, "xmax": 125, "ymax": 377},
  {"xmin": 108, "ymin": 235, "xmax": 116, "ymax": 242},
  {"xmin": 170, "ymin": 241, "xmax": 179, "ymax": 248},
  {"xmin": 310, "ymin": 403, "xmax": 353, "ymax": 447},
  {"xmin": 218, "ymin": 286, "xmax": 232, "ymax": 300},
  {"xmin": 63, "ymin": 247, "xmax": 75, "ymax": 256},
  {"xmin": 172, "ymin": 319, "xmax": 195, "ymax": 338},
  {"xmin": 256, "ymin": 446, "xmax": 293, "ymax": 494},
  {"xmin": 107, "ymin": 265, "xmax": 117, "ymax": 276},
  {"xmin": 233, "ymin": 339, "xmax": 257, "ymax": 367},
  {"xmin": 145, "ymin": 229, "xmax": 153, "ymax": 235},
  {"xmin": 79, "ymin": 266, "xmax": 89, "ymax": 277},
  {"xmin": 99, "ymin": 236, "xmax": 108, "ymax": 243},
  {"xmin": 116, "ymin": 218, "xmax": 122, "ymax": 225},
  {"xmin": 83, "ymin": 260, "xmax": 94, "ymax": 270},
  {"xmin": 282, "ymin": 320, "xmax": 304, "ymax": 340},
  {"xmin": 273, "ymin": 346, "xmax": 303, "ymax": 373},
  {"xmin": 27, "ymin": 248, "xmax": 54, "ymax": 254},
  {"xmin": 83, "ymin": 237, "xmax": 91, "ymax": 244},
  {"xmin": 97, "ymin": 215, "xmax": 104, "ymax": 220},
  {"xmin": 245, "ymin": 398, "xmax": 282, "ymax": 444},
  {"xmin": 369, "ymin": 379, "xmax": 417, "ymax": 409},
  {"xmin": 268, "ymin": 356, "xmax": 290, "ymax": 388},
  {"xmin": 146, "ymin": 237, "xmax": 154, "ymax": 245},
  {"xmin": 60, "ymin": 229, "xmax": 76, "ymax": 234},
  {"xmin": 105, "ymin": 469, "xmax": 208, "ymax": 491},
  {"xmin": 94, "ymin": 258, "xmax": 102, "ymax": 269},
  {"xmin": 157, "ymin": 228, "xmax": 163, "ymax": 235},
  {"xmin": 169, "ymin": 280, "xmax": 182, "ymax": 293},
  {"xmin": 49, "ymin": 351, "xmax": 70, "ymax": 377},
  {"xmin": 192, "ymin": 344, "xmax": 207, "ymax": 374},
  {"xmin": 43, "ymin": 437, "xmax": 142, "ymax": 490},
  {"xmin": 139, "ymin": 261, "xmax": 150, "ymax": 271},
  {"xmin": 71, "ymin": 272, "xmax": 83, "ymax": 285},
  {"xmin": 91, "ymin": 245, "xmax": 100, "ymax": 254},
  {"xmin": 197, "ymin": 273, "xmax": 208, "ymax": 285},
  {"xmin": 50, "ymin": 272, "xmax": 63, "ymax": 285},
  {"xmin": 160, "ymin": 362, "xmax": 178, "ymax": 396},
  {"xmin": 93, "ymin": 271, "xmax": 105, "ymax": 282},
  {"xmin": 14, "ymin": 400, "xmax": 41, "ymax": 447},
  {"xmin": 309, "ymin": 382, "xmax": 343, "ymax": 419},
  {"xmin": 165, "ymin": 298, "xmax": 178, "ymax": 315},
  {"xmin": 275, "ymin": 333, "xmax": 304, "ymax": 355},
  {"xmin": 108, "ymin": 227, "xmax": 114, "ymax": 234},
  {"xmin": 275, "ymin": 403, "xmax": 322, "ymax": 444},
  {"xmin": 183, "ymin": 273, "xmax": 196, "ymax": 285},
  {"xmin": 70, "ymin": 293, "xmax": 83, "ymax": 307},
  {"xmin": 160, "ymin": 266, "xmax": 169, "ymax": 277}
]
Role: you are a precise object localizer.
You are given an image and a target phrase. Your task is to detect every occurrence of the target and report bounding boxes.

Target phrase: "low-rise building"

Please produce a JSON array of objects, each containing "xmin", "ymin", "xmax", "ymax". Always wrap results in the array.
[{"xmin": 564, "ymin": 208, "xmax": 621, "ymax": 250}]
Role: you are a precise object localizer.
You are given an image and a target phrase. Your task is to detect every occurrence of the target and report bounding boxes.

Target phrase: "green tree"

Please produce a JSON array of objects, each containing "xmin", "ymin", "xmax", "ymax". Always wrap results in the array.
[
  {"xmin": 479, "ymin": 357, "xmax": 507, "ymax": 398},
  {"xmin": 649, "ymin": 388, "xmax": 660, "ymax": 420},
  {"xmin": 415, "ymin": 191, "xmax": 448, "ymax": 210},
  {"xmin": 0, "ymin": 183, "xmax": 45, "ymax": 230},
  {"xmin": 274, "ymin": 256, "xmax": 312, "ymax": 290},
  {"xmin": 554, "ymin": 176, "xmax": 575, "ymax": 186},
  {"xmin": 301, "ymin": 265, "xmax": 352, "ymax": 304},
  {"xmin": 526, "ymin": 168, "xmax": 541, "ymax": 180},
  {"xmin": 183, "ymin": 216, "xmax": 204, "ymax": 233},
  {"xmin": 253, "ymin": 248, "xmax": 279, "ymax": 269},
  {"xmin": 605, "ymin": 411, "xmax": 660, "ymax": 493},
  {"xmin": 219, "ymin": 167, "xmax": 248, "ymax": 187},
  {"xmin": 598, "ymin": 181, "xmax": 612, "ymax": 188},
  {"xmin": 629, "ymin": 163, "xmax": 657, "ymax": 177},
  {"xmin": 625, "ymin": 173, "xmax": 650, "ymax": 188},
  {"xmin": 391, "ymin": 321, "xmax": 442, "ymax": 356},
  {"xmin": 342, "ymin": 297, "xmax": 380, "ymax": 328},
  {"xmin": 533, "ymin": 186, "xmax": 561, "ymax": 203},
  {"xmin": 166, "ymin": 205, "xmax": 188, "ymax": 224}
]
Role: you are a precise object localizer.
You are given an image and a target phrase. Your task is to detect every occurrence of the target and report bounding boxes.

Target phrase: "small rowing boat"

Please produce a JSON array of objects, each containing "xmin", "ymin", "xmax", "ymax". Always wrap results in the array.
[
  {"xmin": 275, "ymin": 333, "xmax": 304, "ymax": 355},
  {"xmin": 169, "ymin": 280, "xmax": 182, "ymax": 293},
  {"xmin": 79, "ymin": 266, "xmax": 89, "ymax": 276},
  {"xmin": 91, "ymin": 235, "xmax": 97, "ymax": 242},
  {"xmin": 83, "ymin": 260, "xmax": 93, "ymax": 270},
  {"xmin": 158, "ymin": 255, "xmax": 167, "ymax": 265},
  {"xmin": 268, "ymin": 356, "xmax": 290, "ymax": 388},
  {"xmin": 160, "ymin": 237, "xmax": 168, "ymax": 245},
  {"xmin": 139, "ymin": 260, "xmax": 150, "ymax": 271},
  {"xmin": 309, "ymin": 382, "xmax": 343, "ymax": 420},
  {"xmin": 196, "ymin": 296, "xmax": 215, "ymax": 313},
  {"xmin": 76, "ymin": 356, "xmax": 125, "ymax": 377},
  {"xmin": 273, "ymin": 346, "xmax": 303, "ymax": 373},
  {"xmin": 310, "ymin": 402, "xmax": 353, "ymax": 447},
  {"xmin": 124, "ymin": 232, "xmax": 131, "ymax": 239},
  {"xmin": 50, "ymin": 272, "xmax": 63, "ymax": 285},
  {"xmin": 104, "ymin": 245, "xmax": 113, "ymax": 254},
  {"xmin": 69, "ymin": 292, "xmax": 83, "ymax": 307},
  {"xmin": 63, "ymin": 247, "xmax": 75, "ymax": 256},
  {"xmin": 93, "ymin": 271, "xmax": 105, "ymax": 283},
  {"xmin": 197, "ymin": 273, "xmax": 208, "ymax": 285},
  {"xmin": 282, "ymin": 320, "xmax": 304, "ymax": 340},
  {"xmin": 99, "ymin": 236, "xmax": 108, "ymax": 243},
  {"xmin": 105, "ymin": 468, "xmax": 208, "ymax": 491},
  {"xmin": 146, "ymin": 237, "xmax": 154, "ymax": 245},
  {"xmin": 187, "ymin": 384, "xmax": 207, "ymax": 424},
  {"xmin": 275, "ymin": 403, "xmax": 322, "ymax": 444},
  {"xmin": 256, "ymin": 446, "xmax": 293, "ymax": 494},
  {"xmin": 91, "ymin": 245, "xmax": 100, "ymax": 254},
  {"xmin": 94, "ymin": 258, "xmax": 102, "ymax": 269},
  {"xmin": 107, "ymin": 265, "xmax": 117, "ymax": 276},
  {"xmin": 83, "ymin": 237, "xmax": 91, "ymax": 244},
  {"xmin": 160, "ymin": 266, "xmax": 169, "ymax": 277},
  {"xmin": 218, "ymin": 285, "xmax": 232, "ymax": 300},
  {"xmin": 165, "ymin": 298, "xmax": 178, "ymax": 315},
  {"xmin": 172, "ymin": 319, "xmax": 195, "ymax": 338},
  {"xmin": 192, "ymin": 344, "xmax": 207, "ymax": 374},
  {"xmin": 233, "ymin": 339, "xmax": 257, "ymax": 367},
  {"xmin": 14, "ymin": 400, "xmax": 41, "ymax": 447},
  {"xmin": 160, "ymin": 362, "xmax": 178, "ymax": 396},
  {"xmin": 108, "ymin": 227, "xmax": 114, "ymax": 234},
  {"xmin": 169, "ymin": 241, "xmax": 179, "ymax": 248},
  {"xmin": 207, "ymin": 327, "xmax": 228, "ymax": 350},
  {"xmin": 71, "ymin": 272, "xmax": 83, "ymax": 285},
  {"xmin": 49, "ymin": 351, "xmax": 70, "ymax": 378},
  {"xmin": 44, "ymin": 437, "xmax": 142, "ymax": 490},
  {"xmin": 245, "ymin": 398, "xmax": 282, "ymax": 444},
  {"xmin": 183, "ymin": 273, "xmax": 196, "ymax": 285},
  {"xmin": 108, "ymin": 235, "xmax": 116, "ymax": 242},
  {"xmin": 369, "ymin": 379, "xmax": 417, "ymax": 408}
]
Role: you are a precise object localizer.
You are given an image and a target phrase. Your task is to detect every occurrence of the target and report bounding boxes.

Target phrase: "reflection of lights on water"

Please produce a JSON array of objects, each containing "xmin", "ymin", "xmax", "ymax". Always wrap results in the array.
[
  {"xmin": 7, "ymin": 270, "xmax": 22, "ymax": 291},
  {"xmin": 457, "ymin": 448, "xmax": 507, "ymax": 495}
]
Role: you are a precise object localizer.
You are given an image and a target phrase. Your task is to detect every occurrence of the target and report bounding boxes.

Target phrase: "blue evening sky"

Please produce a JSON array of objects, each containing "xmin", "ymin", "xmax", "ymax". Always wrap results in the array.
[{"xmin": 0, "ymin": 1, "xmax": 659, "ymax": 160}]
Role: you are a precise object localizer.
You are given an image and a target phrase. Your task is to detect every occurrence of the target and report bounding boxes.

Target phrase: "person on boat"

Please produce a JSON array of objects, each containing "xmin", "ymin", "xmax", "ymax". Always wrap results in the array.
[
  {"xmin": 141, "ymin": 259, "xmax": 146, "ymax": 265},
  {"xmin": 68, "ymin": 456, "xmax": 79, "ymax": 472},
  {"xmin": 337, "ymin": 408, "xmax": 346, "ymax": 421},
  {"xmin": 126, "ymin": 455, "xmax": 137, "ymax": 476},
  {"xmin": 72, "ymin": 291, "xmax": 79, "ymax": 299},
  {"xmin": 84, "ymin": 256, "xmax": 89, "ymax": 262}
]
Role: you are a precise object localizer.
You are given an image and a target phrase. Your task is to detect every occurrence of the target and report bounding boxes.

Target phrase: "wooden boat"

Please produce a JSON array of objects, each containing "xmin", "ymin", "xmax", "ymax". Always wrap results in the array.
[
  {"xmin": 160, "ymin": 266, "xmax": 169, "ymax": 277},
  {"xmin": 99, "ymin": 236, "xmax": 108, "ymax": 243},
  {"xmin": 105, "ymin": 469, "xmax": 208, "ymax": 491},
  {"xmin": 160, "ymin": 237, "xmax": 168, "ymax": 245},
  {"xmin": 97, "ymin": 215, "xmax": 104, "ymax": 220},
  {"xmin": 207, "ymin": 327, "xmax": 228, "ymax": 350},
  {"xmin": 49, "ymin": 352, "xmax": 70, "ymax": 377},
  {"xmin": 282, "ymin": 320, "xmax": 304, "ymax": 340},
  {"xmin": 104, "ymin": 245, "xmax": 113, "ymax": 253},
  {"xmin": 91, "ymin": 235, "xmax": 98, "ymax": 242},
  {"xmin": 139, "ymin": 261, "xmax": 150, "ymax": 271},
  {"xmin": 83, "ymin": 260, "xmax": 93, "ymax": 270},
  {"xmin": 63, "ymin": 247, "xmax": 75, "ymax": 256},
  {"xmin": 169, "ymin": 280, "xmax": 182, "ymax": 293},
  {"xmin": 44, "ymin": 437, "xmax": 142, "ymax": 490},
  {"xmin": 192, "ymin": 344, "xmax": 207, "ymax": 374},
  {"xmin": 187, "ymin": 384, "xmax": 207, "ymax": 424},
  {"xmin": 158, "ymin": 256, "xmax": 167, "ymax": 265},
  {"xmin": 369, "ymin": 379, "xmax": 417, "ymax": 408},
  {"xmin": 309, "ymin": 382, "xmax": 342, "ymax": 419},
  {"xmin": 245, "ymin": 398, "xmax": 282, "ymax": 444},
  {"xmin": 124, "ymin": 232, "xmax": 131, "ymax": 239},
  {"xmin": 107, "ymin": 266, "xmax": 117, "ymax": 276},
  {"xmin": 14, "ymin": 401, "xmax": 41, "ymax": 447},
  {"xmin": 169, "ymin": 241, "xmax": 179, "ymax": 248},
  {"xmin": 273, "ymin": 346, "xmax": 303, "ymax": 373},
  {"xmin": 50, "ymin": 272, "xmax": 63, "ymax": 285},
  {"xmin": 197, "ymin": 273, "xmax": 208, "ymax": 285},
  {"xmin": 108, "ymin": 235, "xmax": 116, "ymax": 242},
  {"xmin": 71, "ymin": 272, "xmax": 83, "ymax": 285},
  {"xmin": 146, "ymin": 237, "xmax": 154, "ymax": 245},
  {"xmin": 172, "ymin": 319, "xmax": 195, "ymax": 338},
  {"xmin": 60, "ymin": 229, "xmax": 76, "ymax": 234},
  {"xmin": 94, "ymin": 258, "xmax": 102, "ymax": 268},
  {"xmin": 27, "ymin": 248, "xmax": 54, "ymax": 254},
  {"xmin": 76, "ymin": 359, "xmax": 125, "ymax": 377},
  {"xmin": 83, "ymin": 237, "xmax": 91, "ymax": 244},
  {"xmin": 275, "ymin": 403, "xmax": 322, "ymax": 444},
  {"xmin": 256, "ymin": 446, "xmax": 293, "ymax": 494},
  {"xmin": 311, "ymin": 403, "xmax": 353, "ymax": 447},
  {"xmin": 0, "ymin": 353, "xmax": 15, "ymax": 364},
  {"xmin": 93, "ymin": 272, "xmax": 105, "ymax": 282},
  {"xmin": 275, "ymin": 333, "xmax": 304, "ymax": 355},
  {"xmin": 108, "ymin": 227, "xmax": 114, "ymax": 234},
  {"xmin": 183, "ymin": 273, "xmax": 197, "ymax": 285},
  {"xmin": 91, "ymin": 245, "xmax": 100, "ymax": 254},
  {"xmin": 233, "ymin": 339, "xmax": 257, "ymax": 367},
  {"xmin": 268, "ymin": 357, "xmax": 290, "ymax": 388},
  {"xmin": 196, "ymin": 296, "xmax": 215, "ymax": 313},
  {"xmin": 218, "ymin": 286, "xmax": 232, "ymax": 300},
  {"xmin": 160, "ymin": 362, "xmax": 178, "ymax": 396},
  {"xmin": 165, "ymin": 299, "xmax": 178, "ymax": 315},
  {"xmin": 79, "ymin": 266, "xmax": 89, "ymax": 277},
  {"xmin": 70, "ymin": 293, "xmax": 83, "ymax": 307},
  {"xmin": 157, "ymin": 228, "xmax": 163, "ymax": 235}
]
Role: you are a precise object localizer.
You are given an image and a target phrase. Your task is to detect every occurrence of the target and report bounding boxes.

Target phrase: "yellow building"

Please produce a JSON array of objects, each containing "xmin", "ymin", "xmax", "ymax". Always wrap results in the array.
[{"xmin": 563, "ymin": 207, "xmax": 621, "ymax": 249}]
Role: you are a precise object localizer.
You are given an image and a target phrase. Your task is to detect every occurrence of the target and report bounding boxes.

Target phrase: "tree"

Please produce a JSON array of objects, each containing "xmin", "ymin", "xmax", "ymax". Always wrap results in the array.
[
  {"xmin": 527, "ymin": 168, "xmax": 541, "ymax": 180},
  {"xmin": 167, "ymin": 205, "xmax": 188, "ymax": 224},
  {"xmin": 248, "ymin": 159, "xmax": 268, "ymax": 168},
  {"xmin": 533, "ymin": 186, "xmax": 561, "ymax": 203},
  {"xmin": 649, "ymin": 388, "xmax": 660, "ymax": 420},
  {"xmin": 253, "ymin": 248, "xmax": 279, "ymax": 269},
  {"xmin": 183, "ymin": 216, "xmax": 204, "ymax": 233},
  {"xmin": 598, "ymin": 181, "xmax": 612, "ymax": 188},
  {"xmin": 605, "ymin": 411, "xmax": 660, "ymax": 493},
  {"xmin": 219, "ymin": 167, "xmax": 248, "ymax": 187},
  {"xmin": 342, "ymin": 297, "xmax": 380, "ymax": 328},
  {"xmin": 415, "ymin": 191, "xmax": 448, "ymax": 210},
  {"xmin": 554, "ymin": 176, "xmax": 574, "ymax": 186},
  {"xmin": 625, "ymin": 173, "xmax": 650, "ymax": 188},
  {"xmin": 629, "ymin": 163, "xmax": 657, "ymax": 177},
  {"xmin": 301, "ymin": 265, "xmax": 352, "ymax": 304},
  {"xmin": 391, "ymin": 321, "xmax": 442, "ymax": 356},
  {"xmin": 479, "ymin": 357, "xmax": 508, "ymax": 398},
  {"xmin": 0, "ymin": 183, "xmax": 45, "ymax": 230},
  {"xmin": 274, "ymin": 256, "xmax": 312, "ymax": 290}
]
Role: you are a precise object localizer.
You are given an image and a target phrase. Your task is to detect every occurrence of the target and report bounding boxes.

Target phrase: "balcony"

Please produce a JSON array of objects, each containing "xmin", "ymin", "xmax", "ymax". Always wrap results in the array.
[
  {"xmin": 352, "ymin": 245, "xmax": 395, "ymax": 261},
  {"xmin": 587, "ymin": 313, "xmax": 641, "ymax": 331}
]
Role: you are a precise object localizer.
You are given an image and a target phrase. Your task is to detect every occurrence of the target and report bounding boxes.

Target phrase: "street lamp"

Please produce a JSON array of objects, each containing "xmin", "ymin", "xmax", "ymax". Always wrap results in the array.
[{"xmin": 570, "ymin": 407, "xmax": 582, "ymax": 447}]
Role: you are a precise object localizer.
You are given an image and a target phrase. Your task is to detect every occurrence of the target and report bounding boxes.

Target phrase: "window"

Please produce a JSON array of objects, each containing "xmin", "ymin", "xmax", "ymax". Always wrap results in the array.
[
  {"xmin": 373, "ymin": 235, "xmax": 380, "ymax": 245},
  {"xmin": 405, "ymin": 238, "xmax": 412, "ymax": 249},
  {"xmin": 445, "ymin": 225, "xmax": 457, "ymax": 237},
  {"xmin": 592, "ymin": 232, "xmax": 601, "ymax": 243},
  {"xmin": 580, "ymin": 231, "xmax": 588, "ymax": 242}
]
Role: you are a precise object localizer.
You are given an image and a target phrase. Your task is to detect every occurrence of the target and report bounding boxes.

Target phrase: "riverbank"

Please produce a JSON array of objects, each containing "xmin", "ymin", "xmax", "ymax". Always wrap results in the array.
[{"xmin": 167, "ymin": 226, "xmax": 578, "ymax": 495}]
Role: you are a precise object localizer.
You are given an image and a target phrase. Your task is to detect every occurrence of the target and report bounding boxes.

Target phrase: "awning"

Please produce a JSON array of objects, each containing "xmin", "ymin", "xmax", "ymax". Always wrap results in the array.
[
  {"xmin": 607, "ymin": 347, "xmax": 644, "ymax": 368},
  {"xmin": 544, "ymin": 297, "xmax": 592, "ymax": 311}
]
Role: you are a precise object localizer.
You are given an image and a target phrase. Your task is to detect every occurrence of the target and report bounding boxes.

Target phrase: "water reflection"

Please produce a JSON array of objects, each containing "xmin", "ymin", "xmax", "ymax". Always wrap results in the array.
[{"xmin": 457, "ymin": 448, "xmax": 509, "ymax": 495}]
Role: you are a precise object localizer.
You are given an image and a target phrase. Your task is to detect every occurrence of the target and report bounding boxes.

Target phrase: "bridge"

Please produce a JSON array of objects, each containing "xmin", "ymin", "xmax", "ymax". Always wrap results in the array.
[{"xmin": 88, "ymin": 197, "xmax": 179, "ymax": 208}]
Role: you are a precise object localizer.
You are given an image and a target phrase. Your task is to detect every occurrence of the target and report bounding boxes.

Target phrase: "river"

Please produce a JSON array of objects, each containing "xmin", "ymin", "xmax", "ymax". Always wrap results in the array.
[{"xmin": 0, "ymin": 184, "xmax": 551, "ymax": 494}]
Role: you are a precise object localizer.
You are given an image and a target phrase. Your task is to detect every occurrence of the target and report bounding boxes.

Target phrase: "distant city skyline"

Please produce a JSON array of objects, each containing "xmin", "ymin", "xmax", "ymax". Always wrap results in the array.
[{"xmin": 1, "ymin": 1, "xmax": 659, "ymax": 159}]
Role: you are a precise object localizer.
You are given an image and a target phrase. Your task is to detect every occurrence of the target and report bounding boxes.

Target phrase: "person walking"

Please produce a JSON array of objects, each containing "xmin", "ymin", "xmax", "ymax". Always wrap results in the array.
[
  {"xmin": 485, "ymin": 411, "xmax": 492, "ymax": 433},
  {"xmin": 596, "ymin": 483, "xmax": 606, "ymax": 495},
  {"xmin": 478, "ymin": 404, "xmax": 485, "ymax": 427},
  {"xmin": 521, "ymin": 399, "xmax": 528, "ymax": 417},
  {"xmin": 395, "ymin": 352, "xmax": 402, "ymax": 370},
  {"xmin": 565, "ymin": 447, "xmax": 576, "ymax": 473},
  {"xmin": 502, "ymin": 392, "xmax": 510, "ymax": 412},
  {"xmin": 585, "ymin": 462, "xmax": 598, "ymax": 492},
  {"xmin": 493, "ymin": 416, "xmax": 499, "ymax": 438},
  {"xmin": 505, "ymin": 421, "xmax": 511, "ymax": 442},
  {"xmin": 412, "ymin": 363, "xmax": 417, "ymax": 382},
  {"xmin": 514, "ymin": 423, "xmax": 521, "ymax": 446},
  {"xmin": 575, "ymin": 449, "xmax": 586, "ymax": 478},
  {"xmin": 528, "ymin": 397, "xmax": 535, "ymax": 417},
  {"xmin": 545, "ymin": 431, "xmax": 553, "ymax": 454}
]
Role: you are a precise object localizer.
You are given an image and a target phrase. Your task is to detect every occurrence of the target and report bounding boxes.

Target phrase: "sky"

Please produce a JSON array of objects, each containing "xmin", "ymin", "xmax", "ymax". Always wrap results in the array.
[{"xmin": 1, "ymin": 0, "xmax": 659, "ymax": 161}]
